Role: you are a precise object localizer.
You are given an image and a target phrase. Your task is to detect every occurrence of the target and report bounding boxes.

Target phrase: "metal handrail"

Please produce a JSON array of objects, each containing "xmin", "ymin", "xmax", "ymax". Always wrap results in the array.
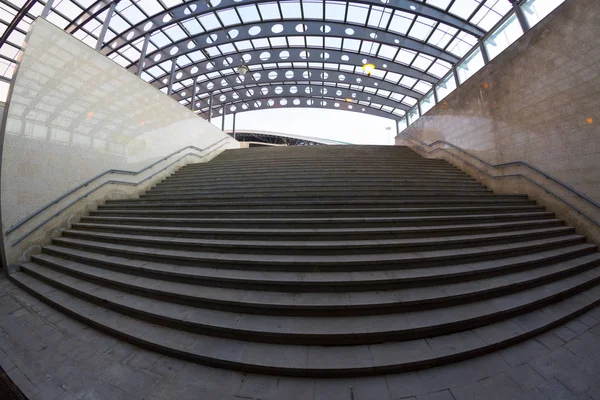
[
  {"xmin": 399, "ymin": 133, "xmax": 600, "ymax": 229},
  {"xmin": 6, "ymin": 137, "xmax": 233, "ymax": 245}
]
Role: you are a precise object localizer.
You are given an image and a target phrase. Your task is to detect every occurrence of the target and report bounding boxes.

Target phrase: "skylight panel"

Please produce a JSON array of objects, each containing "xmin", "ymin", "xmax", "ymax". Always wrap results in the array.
[
  {"xmin": 408, "ymin": 16, "xmax": 437, "ymax": 41},
  {"xmin": 388, "ymin": 11, "xmax": 413, "ymax": 35},
  {"xmin": 395, "ymin": 48, "xmax": 417, "ymax": 65},
  {"xmin": 427, "ymin": 23, "xmax": 458, "ymax": 49},
  {"xmin": 217, "ymin": 9, "xmax": 241, "ymax": 26},
  {"xmin": 136, "ymin": 0, "xmax": 164, "ymax": 17},
  {"xmin": 163, "ymin": 24, "xmax": 187, "ymax": 41},
  {"xmin": 198, "ymin": 13, "xmax": 221, "ymax": 30},
  {"xmin": 385, "ymin": 72, "xmax": 402, "ymax": 83},
  {"xmin": 258, "ymin": 2, "xmax": 281, "ymax": 20},
  {"xmin": 303, "ymin": 1, "xmax": 323, "ymax": 19},
  {"xmin": 425, "ymin": 0, "xmax": 452, "ymax": 10},
  {"xmin": 54, "ymin": 1, "xmax": 83, "ymax": 20},
  {"xmin": 448, "ymin": 0, "xmax": 480, "ymax": 20},
  {"xmin": 306, "ymin": 36, "xmax": 323, "ymax": 47},
  {"xmin": 400, "ymin": 75, "xmax": 417, "ymax": 88},
  {"xmin": 218, "ymin": 43, "xmax": 236, "ymax": 54},
  {"xmin": 104, "ymin": 14, "xmax": 129, "ymax": 34},
  {"xmin": 181, "ymin": 18, "xmax": 204, "ymax": 35},
  {"xmin": 390, "ymin": 92, "xmax": 404, "ymax": 101},
  {"xmin": 279, "ymin": 1, "xmax": 302, "ymax": 19},
  {"xmin": 162, "ymin": 0, "xmax": 182, "ymax": 7},
  {"xmin": 428, "ymin": 59, "xmax": 452, "ymax": 77},
  {"xmin": 447, "ymin": 32, "xmax": 477, "ymax": 57},
  {"xmin": 234, "ymin": 40, "xmax": 253, "ymax": 51},
  {"xmin": 411, "ymin": 53, "xmax": 434, "ymax": 71},
  {"xmin": 150, "ymin": 30, "xmax": 171, "ymax": 47},
  {"xmin": 414, "ymin": 80, "xmax": 433, "ymax": 93},
  {"xmin": 342, "ymin": 38, "xmax": 360, "ymax": 52},
  {"xmin": 269, "ymin": 37, "xmax": 287, "ymax": 47},
  {"xmin": 118, "ymin": 5, "xmax": 146, "ymax": 25},
  {"xmin": 402, "ymin": 97, "xmax": 417, "ymax": 106},
  {"xmin": 46, "ymin": 12, "xmax": 69, "ymax": 29},
  {"xmin": 251, "ymin": 38, "xmax": 270, "ymax": 48},
  {"xmin": 368, "ymin": 7, "xmax": 392, "ymax": 29},
  {"xmin": 377, "ymin": 44, "xmax": 397, "ymax": 60},
  {"xmin": 120, "ymin": 44, "xmax": 141, "ymax": 61},
  {"xmin": 237, "ymin": 5, "xmax": 261, "ymax": 23},
  {"xmin": 326, "ymin": 1, "xmax": 346, "ymax": 21},
  {"xmin": 346, "ymin": 4, "xmax": 369, "ymax": 24},
  {"xmin": 471, "ymin": 0, "xmax": 511, "ymax": 31},
  {"xmin": 287, "ymin": 36, "xmax": 305, "ymax": 46},
  {"xmin": 324, "ymin": 37, "xmax": 342, "ymax": 49},
  {"xmin": 204, "ymin": 46, "xmax": 221, "ymax": 57}
]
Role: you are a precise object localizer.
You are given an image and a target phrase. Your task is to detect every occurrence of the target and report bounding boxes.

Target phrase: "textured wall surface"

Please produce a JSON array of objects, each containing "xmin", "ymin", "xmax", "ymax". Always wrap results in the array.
[
  {"xmin": 399, "ymin": 0, "xmax": 600, "ymax": 201},
  {"xmin": 0, "ymin": 18, "xmax": 237, "ymax": 232}
]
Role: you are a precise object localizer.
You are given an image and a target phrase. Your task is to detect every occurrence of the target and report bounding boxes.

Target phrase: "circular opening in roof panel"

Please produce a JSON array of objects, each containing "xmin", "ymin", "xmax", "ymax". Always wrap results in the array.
[
  {"xmin": 320, "ymin": 52, "xmax": 330, "ymax": 60},
  {"xmin": 111, "ymin": 42, "xmax": 117, "ymax": 49},
  {"xmin": 207, "ymin": 34, "xmax": 218, "ymax": 44},
  {"xmin": 261, "ymin": 87, "xmax": 269, "ymax": 95},
  {"xmin": 260, "ymin": 51, "xmax": 271, "ymax": 61},
  {"xmin": 320, "ymin": 88, "xmax": 327, "ymax": 94},
  {"xmin": 267, "ymin": 99, "xmax": 275, "ymax": 106},
  {"xmin": 334, "ymin": 102, "xmax": 340, "ymax": 107},
  {"xmin": 290, "ymin": 86, "xmax": 298, "ymax": 94},
  {"xmin": 356, "ymin": 78, "xmax": 362, "ymax": 83},
  {"xmin": 348, "ymin": 105, "xmax": 353, "ymax": 109},
  {"xmin": 305, "ymin": 87, "xmax": 313, "ymax": 94},
  {"xmin": 209, "ymin": 0, "xmax": 221, "ymax": 7},
  {"xmin": 184, "ymin": 4, "xmax": 197, "ymax": 14},
  {"xmin": 229, "ymin": 29, "xmax": 239, "ymax": 39},
  {"xmin": 362, "ymin": 58, "xmax": 368, "ymax": 64},
  {"xmin": 153, "ymin": 54, "xmax": 161, "ymax": 62},
  {"xmin": 230, "ymin": 105, "xmax": 236, "ymax": 112},
  {"xmin": 307, "ymin": 99, "xmax": 314, "ymax": 105},
  {"xmin": 242, "ymin": 103, "xmax": 249, "ymax": 110},
  {"xmin": 275, "ymin": 86, "xmax": 283, "ymax": 94},
  {"xmin": 248, "ymin": 26, "xmax": 261, "ymax": 36},
  {"xmin": 246, "ymin": 89, "xmax": 255, "ymax": 96},
  {"xmin": 170, "ymin": 47, "xmax": 179, "ymax": 55},
  {"xmin": 352, "ymin": 93, "xmax": 357, "ymax": 98},
  {"xmin": 271, "ymin": 24, "xmax": 284, "ymax": 34},
  {"xmin": 163, "ymin": 14, "xmax": 172, "ymax": 23},
  {"xmin": 232, "ymin": 92, "xmax": 239, "ymax": 99},
  {"xmin": 187, "ymin": 40, "xmax": 195, "ymax": 49},
  {"xmin": 220, "ymin": 79, "xmax": 228, "ymax": 86},
  {"xmin": 280, "ymin": 50, "xmax": 290, "ymax": 60},
  {"xmin": 320, "ymin": 100, "xmax": 327, "ymax": 106},
  {"xmin": 126, "ymin": 31, "xmax": 134, "ymax": 40},
  {"xmin": 206, "ymin": 62, "xmax": 214, "ymax": 70},
  {"xmin": 320, "ymin": 25, "xmax": 331, "ymax": 33},
  {"xmin": 268, "ymin": 71, "xmax": 278, "ymax": 80},
  {"xmin": 299, "ymin": 50, "xmax": 310, "ymax": 59},
  {"xmin": 219, "ymin": 95, "xmax": 226, "ymax": 101},
  {"xmin": 223, "ymin": 57, "xmax": 234, "ymax": 66},
  {"xmin": 235, "ymin": 76, "xmax": 245, "ymax": 83},
  {"xmin": 175, "ymin": 72, "xmax": 183, "ymax": 79},
  {"xmin": 143, "ymin": 22, "xmax": 153, "ymax": 31},
  {"xmin": 191, "ymin": 66, "xmax": 198, "ymax": 74},
  {"xmin": 280, "ymin": 99, "xmax": 287, "ymax": 105},
  {"xmin": 381, "ymin": 0, "xmax": 389, "ymax": 3},
  {"xmin": 320, "ymin": 72, "xmax": 328, "ymax": 79},
  {"xmin": 338, "ymin": 74, "xmax": 345, "ymax": 81},
  {"xmin": 345, "ymin": 28, "xmax": 354, "ymax": 35},
  {"xmin": 242, "ymin": 53, "xmax": 252, "ymax": 62},
  {"xmin": 362, "ymin": 107, "xmax": 365, "ymax": 111},
  {"xmin": 383, "ymin": 64, "xmax": 388, "ymax": 68},
  {"xmin": 181, "ymin": 91, "xmax": 186, "ymax": 97},
  {"xmin": 254, "ymin": 100, "xmax": 262, "ymax": 107},
  {"xmin": 341, "ymin": 54, "xmax": 349, "ymax": 62},
  {"xmin": 336, "ymin": 89, "xmax": 342, "ymax": 96},
  {"xmin": 207, "ymin": 82, "xmax": 214, "ymax": 89},
  {"xmin": 162, "ymin": 78, "xmax": 168, "ymax": 84},
  {"xmin": 293, "ymin": 99, "xmax": 300, "ymax": 105},
  {"xmin": 253, "ymin": 72, "xmax": 261, "ymax": 80},
  {"xmin": 370, "ymin": 32, "xmax": 378, "ymax": 39},
  {"xmin": 374, "ymin": 82, "xmax": 379, "ymax": 86},
  {"xmin": 303, "ymin": 71, "xmax": 311, "ymax": 79},
  {"xmin": 296, "ymin": 24, "xmax": 308, "ymax": 32},
  {"xmin": 285, "ymin": 70, "xmax": 294, "ymax": 79},
  {"xmin": 394, "ymin": 39, "xmax": 400, "ymax": 44}
]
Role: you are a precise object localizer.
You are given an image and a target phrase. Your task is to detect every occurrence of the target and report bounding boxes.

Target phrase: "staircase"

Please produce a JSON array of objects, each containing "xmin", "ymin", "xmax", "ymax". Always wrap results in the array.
[{"xmin": 10, "ymin": 145, "xmax": 600, "ymax": 378}]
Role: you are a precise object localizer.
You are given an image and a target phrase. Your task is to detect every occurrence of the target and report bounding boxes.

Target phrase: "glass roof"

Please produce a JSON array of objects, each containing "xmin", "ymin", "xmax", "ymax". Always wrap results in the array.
[{"xmin": 0, "ymin": 0, "xmax": 517, "ymax": 119}]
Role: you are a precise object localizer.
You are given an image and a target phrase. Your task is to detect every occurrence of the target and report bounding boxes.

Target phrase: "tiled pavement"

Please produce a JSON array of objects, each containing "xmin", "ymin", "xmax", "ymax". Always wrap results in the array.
[{"xmin": 1, "ymin": 275, "xmax": 600, "ymax": 400}]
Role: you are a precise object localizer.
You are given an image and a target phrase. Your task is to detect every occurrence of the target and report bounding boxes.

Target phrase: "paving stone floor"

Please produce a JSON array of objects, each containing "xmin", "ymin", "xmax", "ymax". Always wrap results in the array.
[{"xmin": 1, "ymin": 275, "xmax": 600, "ymax": 400}]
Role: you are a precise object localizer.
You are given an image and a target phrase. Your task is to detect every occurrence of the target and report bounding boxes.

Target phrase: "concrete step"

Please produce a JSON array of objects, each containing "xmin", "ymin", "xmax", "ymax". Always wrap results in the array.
[
  {"xmin": 59, "ymin": 226, "xmax": 576, "ymax": 255},
  {"xmin": 11, "ymin": 271, "xmax": 600, "ymax": 377},
  {"xmin": 39, "ymin": 242, "xmax": 598, "ymax": 292},
  {"xmin": 70, "ymin": 219, "xmax": 564, "ymax": 241},
  {"xmin": 83, "ymin": 211, "xmax": 553, "ymax": 229},
  {"xmin": 24, "ymin": 252, "xmax": 600, "ymax": 320},
  {"xmin": 101, "ymin": 200, "xmax": 538, "ymax": 211},
  {"xmin": 48, "ymin": 234, "xmax": 586, "ymax": 271}
]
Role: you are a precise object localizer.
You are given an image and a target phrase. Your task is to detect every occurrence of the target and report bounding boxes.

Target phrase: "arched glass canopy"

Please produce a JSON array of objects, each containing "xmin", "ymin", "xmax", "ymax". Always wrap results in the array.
[{"xmin": 0, "ymin": 0, "xmax": 534, "ymax": 120}]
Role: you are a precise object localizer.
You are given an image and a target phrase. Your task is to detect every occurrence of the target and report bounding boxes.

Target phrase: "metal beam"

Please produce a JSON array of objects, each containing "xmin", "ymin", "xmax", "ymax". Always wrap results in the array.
[
  {"xmin": 64, "ymin": 0, "xmax": 112, "ymax": 34},
  {"xmin": 208, "ymin": 91, "xmax": 213, "ymax": 123},
  {"xmin": 103, "ymin": 0, "xmax": 485, "ymax": 57},
  {"xmin": 95, "ymin": 1, "xmax": 116, "ymax": 51},
  {"xmin": 41, "ymin": 0, "xmax": 55, "ymax": 18},
  {"xmin": 112, "ymin": 20, "xmax": 460, "ymax": 69},
  {"xmin": 512, "ymin": 2, "xmax": 531, "ymax": 33},
  {"xmin": 165, "ymin": 67, "xmax": 425, "ymax": 102},
  {"xmin": 232, "ymin": 113, "xmax": 236, "ymax": 140},
  {"xmin": 167, "ymin": 59, "xmax": 177, "ymax": 95},
  {"xmin": 197, "ymin": 96, "xmax": 401, "ymax": 121},
  {"xmin": 190, "ymin": 78, "xmax": 198, "ymax": 111},
  {"xmin": 138, "ymin": 47, "xmax": 438, "ymax": 87},
  {"xmin": 0, "ymin": 0, "xmax": 36, "ymax": 48},
  {"xmin": 137, "ymin": 34, "xmax": 150, "ymax": 76},
  {"xmin": 182, "ymin": 83, "xmax": 410, "ymax": 114},
  {"xmin": 221, "ymin": 106, "xmax": 226, "ymax": 131}
]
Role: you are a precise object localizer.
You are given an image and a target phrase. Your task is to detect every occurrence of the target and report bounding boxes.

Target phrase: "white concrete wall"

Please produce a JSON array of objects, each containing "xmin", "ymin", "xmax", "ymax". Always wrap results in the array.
[{"xmin": 0, "ymin": 18, "xmax": 239, "ymax": 266}]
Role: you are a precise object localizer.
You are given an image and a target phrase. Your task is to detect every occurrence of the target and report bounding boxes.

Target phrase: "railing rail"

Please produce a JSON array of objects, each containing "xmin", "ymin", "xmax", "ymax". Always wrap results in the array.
[
  {"xmin": 399, "ymin": 133, "xmax": 600, "ymax": 229},
  {"xmin": 6, "ymin": 137, "xmax": 233, "ymax": 246}
]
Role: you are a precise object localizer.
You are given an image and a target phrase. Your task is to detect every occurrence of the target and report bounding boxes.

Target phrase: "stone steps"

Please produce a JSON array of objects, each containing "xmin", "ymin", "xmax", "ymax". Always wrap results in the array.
[
  {"xmin": 11, "ymin": 271, "xmax": 600, "ymax": 377},
  {"xmin": 12, "ymin": 144, "xmax": 600, "ymax": 379}
]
